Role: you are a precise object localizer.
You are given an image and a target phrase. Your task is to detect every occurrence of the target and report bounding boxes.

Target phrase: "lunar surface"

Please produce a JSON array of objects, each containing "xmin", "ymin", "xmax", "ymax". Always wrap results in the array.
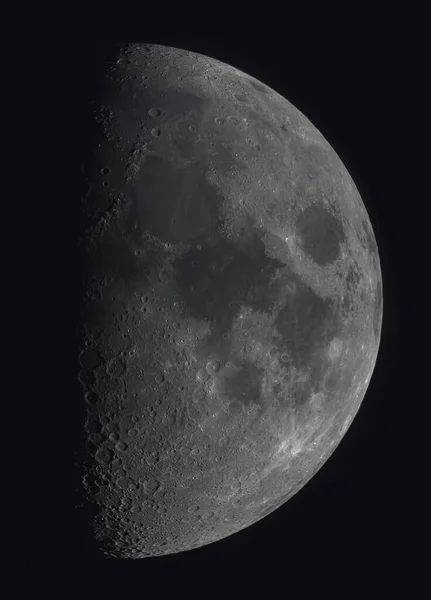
[{"xmin": 77, "ymin": 43, "xmax": 383, "ymax": 558}]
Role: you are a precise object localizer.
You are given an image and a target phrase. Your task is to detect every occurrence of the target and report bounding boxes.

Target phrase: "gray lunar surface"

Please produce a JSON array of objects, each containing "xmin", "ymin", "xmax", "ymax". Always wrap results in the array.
[{"xmin": 77, "ymin": 43, "xmax": 383, "ymax": 558}]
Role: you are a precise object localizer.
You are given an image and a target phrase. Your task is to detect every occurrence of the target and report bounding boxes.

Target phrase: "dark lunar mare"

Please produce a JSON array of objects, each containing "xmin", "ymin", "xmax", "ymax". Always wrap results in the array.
[{"xmin": 172, "ymin": 229, "xmax": 285, "ymax": 337}]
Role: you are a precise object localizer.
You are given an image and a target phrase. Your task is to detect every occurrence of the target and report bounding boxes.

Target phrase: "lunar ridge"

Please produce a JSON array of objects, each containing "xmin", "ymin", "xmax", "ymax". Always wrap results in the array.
[{"xmin": 77, "ymin": 43, "xmax": 382, "ymax": 558}]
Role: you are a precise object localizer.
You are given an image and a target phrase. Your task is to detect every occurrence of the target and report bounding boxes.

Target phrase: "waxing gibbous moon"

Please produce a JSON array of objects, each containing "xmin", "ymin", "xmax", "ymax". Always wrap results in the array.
[{"xmin": 77, "ymin": 43, "xmax": 383, "ymax": 558}]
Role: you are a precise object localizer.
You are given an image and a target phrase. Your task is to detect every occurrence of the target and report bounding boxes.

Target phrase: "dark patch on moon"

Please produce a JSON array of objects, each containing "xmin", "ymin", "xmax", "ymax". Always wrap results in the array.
[
  {"xmin": 273, "ymin": 277, "xmax": 340, "ymax": 392},
  {"xmin": 218, "ymin": 359, "xmax": 265, "ymax": 411},
  {"xmin": 133, "ymin": 156, "xmax": 222, "ymax": 243},
  {"xmin": 295, "ymin": 204, "xmax": 346, "ymax": 266},
  {"xmin": 172, "ymin": 228, "xmax": 284, "ymax": 337}
]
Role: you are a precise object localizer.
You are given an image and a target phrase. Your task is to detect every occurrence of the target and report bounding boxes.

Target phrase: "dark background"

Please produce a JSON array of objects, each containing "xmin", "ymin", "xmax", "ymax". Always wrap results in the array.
[{"xmin": 31, "ymin": 12, "xmax": 425, "ymax": 594}]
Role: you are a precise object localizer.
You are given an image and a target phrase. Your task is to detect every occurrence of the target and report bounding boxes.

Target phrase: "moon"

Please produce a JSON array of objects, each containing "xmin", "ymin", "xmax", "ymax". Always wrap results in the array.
[{"xmin": 78, "ymin": 43, "xmax": 383, "ymax": 558}]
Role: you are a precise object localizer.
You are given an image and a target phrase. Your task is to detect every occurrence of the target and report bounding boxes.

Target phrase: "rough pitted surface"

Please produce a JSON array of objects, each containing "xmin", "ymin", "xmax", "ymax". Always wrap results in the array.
[{"xmin": 77, "ymin": 43, "xmax": 383, "ymax": 559}]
